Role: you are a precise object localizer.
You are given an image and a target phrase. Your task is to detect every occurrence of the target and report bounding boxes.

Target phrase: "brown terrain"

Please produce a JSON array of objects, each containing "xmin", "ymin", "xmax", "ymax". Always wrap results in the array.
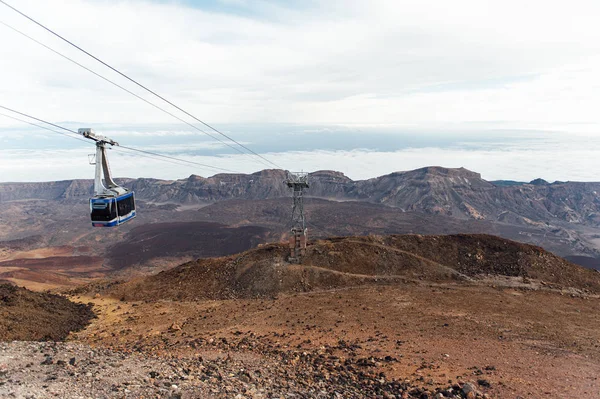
[
  {"xmin": 0, "ymin": 234, "xmax": 599, "ymax": 397},
  {"xmin": 3, "ymin": 166, "xmax": 600, "ymax": 290},
  {"xmin": 1, "ymin": 168, "xmax": 600, "ymax": 397},
  {"xmin": 0, "ymin": 243, "xmax": 105, "ymax": 290},
  {"xmin": 107, "ymin": 234, "xmax": 600, "ymax": 301},
  {"xmin": 53, "ymin": 234, "xmax": 600, "ymax": 398}
]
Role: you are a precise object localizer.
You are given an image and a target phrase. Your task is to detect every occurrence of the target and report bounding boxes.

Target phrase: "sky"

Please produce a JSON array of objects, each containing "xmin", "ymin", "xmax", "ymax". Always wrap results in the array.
[{"xmin": 1, "ymin": 0, "xmax": 600, "ymax": 182}]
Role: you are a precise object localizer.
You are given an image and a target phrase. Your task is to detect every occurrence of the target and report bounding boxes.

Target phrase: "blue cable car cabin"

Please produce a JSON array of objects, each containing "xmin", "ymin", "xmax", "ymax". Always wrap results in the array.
[
  {"xmin": 79, "ymin": 128, "xmax": 137, "ymax": 228},
  {"xmin": 90, "ymin": 192, "xmax": 136, "ymax": 227}
]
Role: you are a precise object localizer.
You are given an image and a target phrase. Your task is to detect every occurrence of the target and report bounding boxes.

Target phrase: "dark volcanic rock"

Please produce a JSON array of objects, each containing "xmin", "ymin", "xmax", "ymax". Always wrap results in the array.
[{"xmin": 106, "ymin": 222, "xmax": 271, "ymax": 269}]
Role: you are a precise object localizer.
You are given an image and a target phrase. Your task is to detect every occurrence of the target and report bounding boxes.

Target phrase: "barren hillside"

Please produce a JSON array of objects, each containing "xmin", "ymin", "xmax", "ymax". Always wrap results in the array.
[
  {"xmin": 3, "ymin": 234, "xmax": 600, "ymax": 398},
  {"xmin": 4, "ymin": 166, "xmax": 600, "ymax": 289},
  {"xmin": 110, "ymin": 234, "xmax": 600, "ymax": 302}
]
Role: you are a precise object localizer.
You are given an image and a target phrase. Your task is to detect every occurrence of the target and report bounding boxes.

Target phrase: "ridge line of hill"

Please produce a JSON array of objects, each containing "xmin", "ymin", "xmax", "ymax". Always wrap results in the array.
[
  {"xmin": 2, "ymin": 166, "xmax": 600, "ymax": 229},
  {"xmin": 97, "ymin": 234, "xmax": 600, "ymax": 302}
]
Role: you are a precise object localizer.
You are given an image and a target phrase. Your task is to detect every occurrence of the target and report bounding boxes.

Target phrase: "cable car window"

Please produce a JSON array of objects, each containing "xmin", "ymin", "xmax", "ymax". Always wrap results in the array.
[
  {"xmin": 91, "ymin": 199, "xmax": 117, "ymax": 221},
  {"xmin": 117, "ymin": 195, "xmax": 135, "ymax": 216}
]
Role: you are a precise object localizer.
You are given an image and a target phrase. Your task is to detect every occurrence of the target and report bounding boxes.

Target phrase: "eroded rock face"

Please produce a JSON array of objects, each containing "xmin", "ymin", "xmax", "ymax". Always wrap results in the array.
[
  {"xmin": 3, "ymin": 166, "xmax": 600, "ymax": 226},
  {"xmin": 0, "ymin": 179, "xmax": 92, "ymax": 202}
]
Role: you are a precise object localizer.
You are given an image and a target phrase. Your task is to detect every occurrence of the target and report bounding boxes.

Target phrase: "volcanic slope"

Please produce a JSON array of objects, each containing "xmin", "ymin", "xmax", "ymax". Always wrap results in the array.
[
  {"xmin": 110, "ymin": 234, "xmax": 600, "ymax": 302},
  {"xmin": 75, "ymin": 234, "xmax": 600, "ymax": 398},
  {"xmin": 0, "ymin": 283, "xmax": 94, "ymax": 341}
]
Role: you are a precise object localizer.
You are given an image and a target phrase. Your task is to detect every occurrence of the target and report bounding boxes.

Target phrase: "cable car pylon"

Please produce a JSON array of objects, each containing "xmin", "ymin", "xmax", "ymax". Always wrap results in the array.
[
  {"xmin": 285, "ymin": 172, "xmax": 309, "ymax": 262},
  {"xmin": 80, "ymin": 128, "xmax": 136, "ymax": 227}
]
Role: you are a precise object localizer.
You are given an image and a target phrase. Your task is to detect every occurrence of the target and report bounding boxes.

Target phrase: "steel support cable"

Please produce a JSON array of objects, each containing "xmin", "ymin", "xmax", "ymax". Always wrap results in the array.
[
  {"xmin": 1, "ymin": 113, "xmax": 197, "ymax": 171},
  {"xmin": 0, "ymin": 1, "xmax": 283, "ymax": 170},
  {"xmin": 0, "ymin": 19, "xmax": 272, "ymax": 169},
  {"xmin": 113, "ymin": 144, "xmax": 220, "ymax": 169},
  {"xmin": 0, "ymin": 105, "xmax": 238, "ymax": 173},
  {"xmin": 111, "ymin": 146, "xmax": 204, "ymax": 168},
  {"xmin": 0, "ymin": 104, "xmax": 79, "ymax": 135},
  {"xmin": 0, "ymin": 111, "xmax": 90, "ymax": 144},
  {"xmin": 116, "ymin": 144, "xmax": 237, "ymax": 173},
  {"xmin": 0, "ymin": 111, "xmax": 208, "ymax": 168}
]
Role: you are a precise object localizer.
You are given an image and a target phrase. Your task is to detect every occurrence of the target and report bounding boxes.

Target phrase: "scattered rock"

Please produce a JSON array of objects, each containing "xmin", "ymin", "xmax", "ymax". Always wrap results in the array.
[
  {"xmin": 477, "ymin": 379, "xmax": 491, "ymax": 388},
  {"xmin": 462, "ymin": 382, "xmax": 479, "ymax": 398},
  {"xmin": 40, "ymin": 356, "xmax": 53, "ymax": 366}
]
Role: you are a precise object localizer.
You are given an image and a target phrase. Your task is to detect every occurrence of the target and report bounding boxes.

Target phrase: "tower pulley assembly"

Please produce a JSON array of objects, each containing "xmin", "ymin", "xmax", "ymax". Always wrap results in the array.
[{"xmin": 80, "ymin": 128, "xmax": 136, "ymax": 227}]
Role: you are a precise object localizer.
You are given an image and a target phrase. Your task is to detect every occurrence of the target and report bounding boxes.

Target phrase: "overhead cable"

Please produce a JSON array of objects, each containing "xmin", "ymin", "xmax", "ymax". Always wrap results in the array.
[
  {"xmin": 0, "ymin": 111, "xmax": 90, "ymax": 144},
  {"xmin": 0, "ymin": 0, "xmax": 283, "ymax": 170},
  {"xmin": 0, "ymin": 111, "xmax": 202, "ymax": 168},
  {"xmin": 0, "ymin": 105, "xmax": 238, "ymax": 173},
  {"xmin": 0, "ymin": 19, "xmax": 272, "ymax": 169}
]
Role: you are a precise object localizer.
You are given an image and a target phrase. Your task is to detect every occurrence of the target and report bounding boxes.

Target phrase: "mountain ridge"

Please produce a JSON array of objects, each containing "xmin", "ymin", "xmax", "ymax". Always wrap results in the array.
[{"xmin": 2, "ymin": 166, "xmax": 600, "ymax": 228}]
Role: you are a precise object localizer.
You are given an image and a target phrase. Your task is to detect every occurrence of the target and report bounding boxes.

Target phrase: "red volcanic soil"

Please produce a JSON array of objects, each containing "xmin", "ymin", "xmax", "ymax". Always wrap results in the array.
[
  {"xmin": 0, "ymin": 256, "xmax": 103, "ymax": 271},
  {"xmin": 0, "ymin": 270, "xmax": 78, "ymax": 287},
  {"xmin": 106, "ymin": 221, "xmax": 271, "ymax": 270},
  {"xmin": 0, "ymin": 256, "xmax": 105, "ymax": 290}
]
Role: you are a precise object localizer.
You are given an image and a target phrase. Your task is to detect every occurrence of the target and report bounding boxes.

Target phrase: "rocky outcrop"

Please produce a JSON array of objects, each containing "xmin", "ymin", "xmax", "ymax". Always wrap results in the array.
[
  {"xmin": 3, "ymin": 166, "xmax": 600, "ymax": 227},
  {"xmin": 0, "ymin": 180, "xmax": 92, "ymax": 202}
]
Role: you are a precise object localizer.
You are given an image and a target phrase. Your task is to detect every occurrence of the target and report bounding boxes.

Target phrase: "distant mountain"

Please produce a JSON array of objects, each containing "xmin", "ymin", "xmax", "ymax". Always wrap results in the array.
[
  {"xmin": 529, "ymin": 178, "xmax": 550, "ymax": 185},
  {"xmin": 491, "ymin": 180, "xmax": 526, "ymax": 187},
  {"xmin": 5, "ymin": 166, "xmax": 600, "ymax": 285},
  {"xmin": 3, "ymin": 166, "xmax": 600, "ymax": 228},
  {"xmin": 0, "ymin": 179, "xmax": 92, "ymax": 202}
]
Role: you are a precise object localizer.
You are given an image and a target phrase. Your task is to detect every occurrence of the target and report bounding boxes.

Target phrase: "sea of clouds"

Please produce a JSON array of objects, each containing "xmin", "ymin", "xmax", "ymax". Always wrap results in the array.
[{"xmin": 1, "ymin": 124, "xmax": 599, "ymax": 183}]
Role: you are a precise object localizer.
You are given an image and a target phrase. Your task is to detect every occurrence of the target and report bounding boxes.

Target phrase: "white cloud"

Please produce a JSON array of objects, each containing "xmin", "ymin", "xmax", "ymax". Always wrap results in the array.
[
  {"xmin": 133, "ymin": 141, "xmax": 243, "ymax": 153},
  {"xmin": 0, "ymin": 0, "xmax": 599, "ymax": 129},
  {"xmin": 107, "ymin": 130, "xmax": 196, "ymax": 138},
  {"xmin": 2, "ymin": 132, "xmax": 600, "ymax": 183},
  {"xmin": 2, "ymin": 0, "xmax": 600, "ymax": 183}
]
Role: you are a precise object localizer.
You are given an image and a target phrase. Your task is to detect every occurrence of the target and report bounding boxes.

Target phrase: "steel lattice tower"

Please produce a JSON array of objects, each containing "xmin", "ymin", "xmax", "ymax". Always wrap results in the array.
[{"xmin": 285, "ymin": 172, "xmax": 309, "ymax": 262}]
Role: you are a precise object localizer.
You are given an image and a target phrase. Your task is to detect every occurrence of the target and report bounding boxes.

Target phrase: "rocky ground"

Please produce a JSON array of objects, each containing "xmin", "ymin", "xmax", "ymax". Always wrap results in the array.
[
  {"xmin": 0, "ymin": 340, "xmax": 489, "ymax": 399},
  {"xmin": 1, "ymin": 283, "xmax": 599, "ymax": 398},
  {"xmin": 1, "ymin": 235, "xmax": 600, "ymax": 398},
  {"xmin": 68, "ymin": 282, "xmax": 600, "ymax": 399},
  {"xmin": 0, "ymin": 341, "xmax": 187, "ymax": 399}
]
